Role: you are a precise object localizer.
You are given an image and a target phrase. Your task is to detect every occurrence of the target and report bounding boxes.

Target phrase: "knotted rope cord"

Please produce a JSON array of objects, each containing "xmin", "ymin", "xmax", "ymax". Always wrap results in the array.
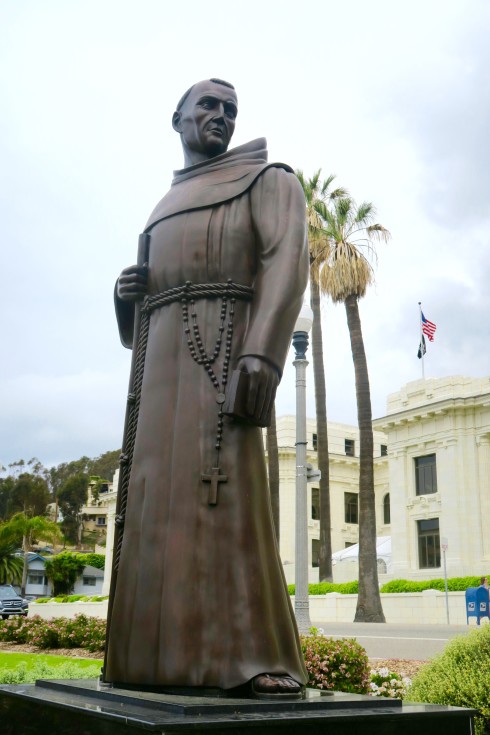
[{"xmin": 113, "ymin": 280, "xmax": 254, "ymax": 571}]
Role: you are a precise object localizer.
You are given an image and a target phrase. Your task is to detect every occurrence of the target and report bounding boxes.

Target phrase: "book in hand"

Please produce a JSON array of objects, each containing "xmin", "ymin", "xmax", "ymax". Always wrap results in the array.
[{"xmin": 222, "ymin": 369, "xmax": 272, "ymax": 428}]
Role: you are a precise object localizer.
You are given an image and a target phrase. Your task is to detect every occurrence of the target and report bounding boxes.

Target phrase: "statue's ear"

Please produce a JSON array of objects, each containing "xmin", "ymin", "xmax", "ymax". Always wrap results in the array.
[{"xmin": 172, "ymin": 111, "xmax": 182, "ymax": 133}]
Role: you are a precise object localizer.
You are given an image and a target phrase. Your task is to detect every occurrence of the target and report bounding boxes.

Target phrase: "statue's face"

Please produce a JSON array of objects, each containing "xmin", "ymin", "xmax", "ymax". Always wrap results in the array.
[{"xmin": 175, "ymin": 81, "xmax": 238, "ymax": 158}]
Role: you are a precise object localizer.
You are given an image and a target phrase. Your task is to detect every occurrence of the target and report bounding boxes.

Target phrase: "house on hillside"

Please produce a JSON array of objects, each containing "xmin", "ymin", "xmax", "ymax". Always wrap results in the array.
[{"xmin": 20, "ymin": 553, "xmax": 104, "ymax": 598}]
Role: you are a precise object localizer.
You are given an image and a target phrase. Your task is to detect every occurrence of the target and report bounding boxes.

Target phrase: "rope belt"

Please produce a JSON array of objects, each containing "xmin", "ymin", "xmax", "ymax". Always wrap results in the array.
[
  {"xmin": 114, "ymin": 280, "xmax": 254, "ymax": 570},
  {"xmin": 141, "ymin": 280, "xmax": 254, "ymax": 313}
]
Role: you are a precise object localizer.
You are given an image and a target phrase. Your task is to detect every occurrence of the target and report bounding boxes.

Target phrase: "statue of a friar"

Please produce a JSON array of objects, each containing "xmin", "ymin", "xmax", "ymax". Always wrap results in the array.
[{"xmin": 104, "ymin": 78, "xmax": 308, "ymax": 698}]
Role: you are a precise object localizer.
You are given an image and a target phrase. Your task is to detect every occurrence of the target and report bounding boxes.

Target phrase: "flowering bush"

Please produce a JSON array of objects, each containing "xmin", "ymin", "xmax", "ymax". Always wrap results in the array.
[
  {"xmin": 0, "ymin": 614, "xmax": 106, "ymax": 652},
  {"xmin": 369, "ymin": 667, "xmax": 411, "ymax": 698},
  {"xmin": 300, "ymin": 632, "xmax": 370, "ymax": 693}
]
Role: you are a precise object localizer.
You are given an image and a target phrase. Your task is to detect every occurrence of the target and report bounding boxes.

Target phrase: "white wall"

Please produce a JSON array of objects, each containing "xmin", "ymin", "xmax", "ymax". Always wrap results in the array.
[
  {"xmin": 28, "ymin": 592, "xmax": 483, "ymax": 627},
  {"xmin": 28, "ymin": 600, "xmax": 108, "ymax": 619},
  {"xmin": 295, "ymin": 590, "xmax": 483, "ymax": 626}
]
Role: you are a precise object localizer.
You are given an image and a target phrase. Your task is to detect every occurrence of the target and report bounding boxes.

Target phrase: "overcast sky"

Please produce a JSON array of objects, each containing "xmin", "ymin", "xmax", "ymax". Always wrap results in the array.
[{"xmin": 1, "ymin": 0, "xmax": 489, "ymax": 468}]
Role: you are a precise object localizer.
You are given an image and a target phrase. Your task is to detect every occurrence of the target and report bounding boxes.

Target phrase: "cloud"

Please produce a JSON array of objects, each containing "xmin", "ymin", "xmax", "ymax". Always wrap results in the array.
[{"xmin": 0, "ymin": 368, "xmax": 129, "ymax": 467}]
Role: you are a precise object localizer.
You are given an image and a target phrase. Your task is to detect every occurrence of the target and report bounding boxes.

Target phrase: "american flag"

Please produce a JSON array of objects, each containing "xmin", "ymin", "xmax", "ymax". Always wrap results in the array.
[{"xmin": 421, "ymin": 312, "xmax": 437, "ymax": 341}]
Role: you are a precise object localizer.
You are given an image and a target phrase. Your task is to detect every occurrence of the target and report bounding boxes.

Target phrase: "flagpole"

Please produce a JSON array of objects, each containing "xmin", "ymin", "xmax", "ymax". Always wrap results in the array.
[{"xmin": 418, "ymin": 301, "xmax": 425, "ymax": 380}]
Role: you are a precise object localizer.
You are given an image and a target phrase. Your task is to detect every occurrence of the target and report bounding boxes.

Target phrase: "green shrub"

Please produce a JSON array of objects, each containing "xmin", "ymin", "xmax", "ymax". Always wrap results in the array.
[
  {"xmin": 406, "ymin": 624, "xmax": 490, "ymax": 735},
  {"xmin": 0, "ymin": 660, "xmax": 101, "ymax": 684},
  {"xmin": 288, "ymin": 582, "xmax": 359, "ymax": 595},
  {"xmin": 288, "ymin": 576, "xmax": 489, "ymax": 595},
  {"xmin": 77, "ymin": 553, "xmax": 105, "ymax": 570},
  {"xmin": 300, "ymin": 632, "xmax": 369, "ymax": 693},
  {"xmin": 44, "ymin": 553, "xmax": 86, "ymax": 595},
  {"xmin": 380, "ymin": 576, "xmax": 487, "ymax": 593},
  {"xmin": 33, "ymin": 595, "xmax": 108, "ymax": 604},
  {"xmin": 0, "ymin": 615, "xmax": 106, "ymax": 652}
]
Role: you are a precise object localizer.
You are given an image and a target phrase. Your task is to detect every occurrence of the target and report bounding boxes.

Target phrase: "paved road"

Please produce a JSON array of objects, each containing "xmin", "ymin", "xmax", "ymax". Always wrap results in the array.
[{"xmin": 310, "ymin": 621, "xmax": 477, "ymax": 660}]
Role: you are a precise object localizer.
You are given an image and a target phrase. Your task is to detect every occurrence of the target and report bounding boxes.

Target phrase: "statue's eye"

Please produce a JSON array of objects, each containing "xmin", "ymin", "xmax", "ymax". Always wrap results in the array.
[{"xmin": 224, "ymin": 104, "xmax": 237, "ymax": 119}]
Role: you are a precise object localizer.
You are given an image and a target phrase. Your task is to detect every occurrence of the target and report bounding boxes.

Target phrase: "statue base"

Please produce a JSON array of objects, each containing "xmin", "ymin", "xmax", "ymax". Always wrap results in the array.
[{"xmin": 0, "ymin": 678, "xmax": 475, "ymax": 734}]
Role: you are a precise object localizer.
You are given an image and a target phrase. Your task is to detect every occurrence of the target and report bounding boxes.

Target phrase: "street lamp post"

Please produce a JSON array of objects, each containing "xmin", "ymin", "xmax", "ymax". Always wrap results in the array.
[{"xmin": 293, "ymin": 304, "xmax": 313, "ymax": 634}]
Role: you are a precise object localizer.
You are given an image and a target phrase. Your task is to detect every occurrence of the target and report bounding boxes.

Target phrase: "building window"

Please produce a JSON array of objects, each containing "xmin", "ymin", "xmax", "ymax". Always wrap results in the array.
[
  {"xmin": 312, "ymin": 539, "xmax": 319, "ymax": 568},
  {"xmin": 312, "ymin": 433, "xmax": 318, "ymax": 451},
  {"xmin": 381, "ymin": 444, "xmax": 388, "ymax": 457},
  {"xmin": 344, "ymin": 492, "xmax": 358, "ymax": 524},
  {"xmin": 418, "ymin": 518, "xmax": 441, "ymax": 568},
  {"xmin": 96, "ymin": 517, "xmax": 106, "ymax": 526},
  {"xmin": 415, "ymin": 454, "xmax": 437, "ymax": 495},
  {"xmin": 383, "ymin": 494, "xmax": 391, "ymax": 525},
  {"xmin": 345, "ymin": 439, "xmax": 355, "ymax": 457},
  {"xmin": 27, "ymin": 573, "xmax": 47, "ymax": 586},
  {"xmin": 311, "ymin": 487, "xmax": 320, "ymax": 520},
  {"xmin": 83, "ymin": 576, "xmax": 97, "ymax": 586}
]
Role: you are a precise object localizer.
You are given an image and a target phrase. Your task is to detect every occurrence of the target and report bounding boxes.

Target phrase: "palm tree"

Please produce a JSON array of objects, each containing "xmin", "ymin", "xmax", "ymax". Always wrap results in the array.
[
  {"xmin": 315, "ymin": 195, "xmax": 390, "ymax": 622},
  {"xmin": 296, "ymin": 170, "xmax": 346, "ymax": 583},
  {"xmin": 1, "ymin": 513, "xmax": 61, "ymax": 595},
  {"xmin": 0, "ymin": 526, "xmax": 23, "ymax": 585}
]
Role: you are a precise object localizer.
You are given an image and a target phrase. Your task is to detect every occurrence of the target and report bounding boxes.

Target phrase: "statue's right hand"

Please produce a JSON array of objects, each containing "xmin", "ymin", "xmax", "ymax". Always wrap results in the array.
[{"xmin": 117, "ymin": 265, "xmax": 148, "ymax": 302}]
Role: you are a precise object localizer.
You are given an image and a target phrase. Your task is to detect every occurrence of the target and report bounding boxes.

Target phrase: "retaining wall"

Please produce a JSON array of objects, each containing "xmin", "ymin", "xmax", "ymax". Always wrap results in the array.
[{"xmin": 29, "ymin": 591, "xmax": 479, "ymax": 626}]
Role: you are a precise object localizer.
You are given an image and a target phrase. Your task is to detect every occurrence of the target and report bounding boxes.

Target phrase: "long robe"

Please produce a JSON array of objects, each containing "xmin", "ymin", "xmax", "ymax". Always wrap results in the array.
[{"xmin": 105, "ymin": 138, "xmax": 309, "ymax": 689}]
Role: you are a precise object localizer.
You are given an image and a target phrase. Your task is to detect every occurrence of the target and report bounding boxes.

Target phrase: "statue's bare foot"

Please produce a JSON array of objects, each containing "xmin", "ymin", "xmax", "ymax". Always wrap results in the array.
[{"xmin": 251, "ymin": 674, "xmax": 302, "ymax": 698}]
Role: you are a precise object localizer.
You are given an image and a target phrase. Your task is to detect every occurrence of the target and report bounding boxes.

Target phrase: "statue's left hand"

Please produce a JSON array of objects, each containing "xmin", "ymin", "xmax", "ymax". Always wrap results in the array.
[{"xmin": 236, "ymin": 356, "xmax": 279, "ymax": 426}]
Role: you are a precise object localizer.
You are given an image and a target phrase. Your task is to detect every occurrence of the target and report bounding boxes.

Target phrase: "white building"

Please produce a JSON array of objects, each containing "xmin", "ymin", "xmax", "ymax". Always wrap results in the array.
[
  {"xmin": 373, "ymin": 375, "xmax": 490, "ymax": 580},
  {"xmin": 101, "ymin": 375, "xmax": 490, "ymax": 593},
  {"xmin": 269, "ymin": 416, "xmax": 389, "ymax": 584}
]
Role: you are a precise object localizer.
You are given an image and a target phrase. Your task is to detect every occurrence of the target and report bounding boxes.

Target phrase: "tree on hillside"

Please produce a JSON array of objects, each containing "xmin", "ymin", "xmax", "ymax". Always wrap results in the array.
[
  {"xmin": 1, "ymin": 513, "xmax": 61, "ymax": 595},
  {"xmin": 315, "ymin": 195, "xmax": 390, "ymax": 622},
  {"xmin": 89, "ymin": 450, "xmax": 121, "ymax": 482},
  {"xmin": 49, "ymin": 457, "xmax": 91, "ymax": 498},
  {"xmin": 296, "ymin": 170, "xmax": 347, "ymax": 583},
  {"xmin": 48, "ymin": 451, "xmax": 120, "ymax": 498},
  {"xmin": 0, "ymin": 477, "xmax": 15, "ymax": 521},
  {"xmin": 7, "ymin": 473, "xmax": 51, "ymax": 518},
  {"xmin": 57, "ymin": 474, "xmax": 89, "ymax": 546}
]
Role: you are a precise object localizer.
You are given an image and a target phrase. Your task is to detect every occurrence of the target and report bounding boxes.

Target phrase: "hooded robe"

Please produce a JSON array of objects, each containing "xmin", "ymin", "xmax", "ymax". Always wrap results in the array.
[{"xmin": 105, "ymin": 138, "xmax": 309, "ymax": 689}]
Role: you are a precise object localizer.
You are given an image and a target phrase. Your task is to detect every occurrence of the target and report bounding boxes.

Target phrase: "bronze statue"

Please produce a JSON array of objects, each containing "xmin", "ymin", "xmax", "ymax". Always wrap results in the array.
[{"xmin": 104, "ymin": 78, "xmax": 308, "ymax": 697}]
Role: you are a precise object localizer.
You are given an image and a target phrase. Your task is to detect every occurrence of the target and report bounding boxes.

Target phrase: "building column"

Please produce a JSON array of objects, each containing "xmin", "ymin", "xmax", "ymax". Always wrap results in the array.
[{"xmin": 477, "ymin": 434, "xmax": 490, "ymax": 561}]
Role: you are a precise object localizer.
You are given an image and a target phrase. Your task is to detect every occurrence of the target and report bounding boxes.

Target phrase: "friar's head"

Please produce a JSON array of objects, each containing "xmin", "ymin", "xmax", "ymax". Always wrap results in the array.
[{"xmin": 172, "ymin": 78, "xmax": 238, "ymax": 167}]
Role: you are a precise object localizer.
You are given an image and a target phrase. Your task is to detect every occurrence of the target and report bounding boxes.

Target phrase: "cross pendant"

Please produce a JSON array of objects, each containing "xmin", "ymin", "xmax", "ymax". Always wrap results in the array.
[{"xmin": 201, "ymin": 467, "xmax": 228, "ymax": 506}]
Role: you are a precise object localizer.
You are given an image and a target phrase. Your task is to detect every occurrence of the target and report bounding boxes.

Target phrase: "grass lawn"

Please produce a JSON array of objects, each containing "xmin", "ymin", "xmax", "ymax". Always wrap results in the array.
[{"xmin": 0, "ymin": 651, "xmax": 102, "ymax": 672}]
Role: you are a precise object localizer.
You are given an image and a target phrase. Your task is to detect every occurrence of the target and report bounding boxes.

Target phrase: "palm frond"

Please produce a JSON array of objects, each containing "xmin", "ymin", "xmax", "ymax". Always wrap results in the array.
[
  {"xmin": 335, "ymin": 197, "xmax": 352, "ymax": 229},
  {"xmin": 329, "ymin": 186, "xmax": 349, "ymax": 200},
  {"xmin": 366, "ymin": 224, "xmax": 391, "ymax": 243},
  {"xmin": 319, "ymin": 243, "xmax": 374, "ymax": 302},
  {"xmin": 354, "ymin": 201, "xmax": 375, "ymax": 225},
  {"xmin": 320, "ymin": 173, "xmax": 336, "ymax": 197}
]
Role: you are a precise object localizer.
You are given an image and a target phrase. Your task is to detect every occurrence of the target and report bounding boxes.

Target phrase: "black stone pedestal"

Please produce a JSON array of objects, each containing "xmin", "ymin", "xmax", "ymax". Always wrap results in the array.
[{"xmin": 0, "ymin": 678, "xmax": 475, "ymax": 734}]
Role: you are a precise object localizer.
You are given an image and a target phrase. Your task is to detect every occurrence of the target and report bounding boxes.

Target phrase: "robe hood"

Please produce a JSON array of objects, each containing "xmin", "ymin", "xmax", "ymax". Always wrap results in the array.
[{"xmin": 144, "ymin": 137, "xmax": 293, "ymax": 232}]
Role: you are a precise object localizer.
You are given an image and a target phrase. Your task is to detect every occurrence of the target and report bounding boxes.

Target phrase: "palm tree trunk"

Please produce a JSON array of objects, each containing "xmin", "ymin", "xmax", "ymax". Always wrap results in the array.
[
  {"xmin": 310, "ymin": 278, "xmax": 332, "ymax": 582},
  {"xmin": 344, "ymin": 294, "xmax": 385, "ymax": 623},
  {"xmin": 267, "ymin": 403, "xmax": 280, "ymax": 544}
]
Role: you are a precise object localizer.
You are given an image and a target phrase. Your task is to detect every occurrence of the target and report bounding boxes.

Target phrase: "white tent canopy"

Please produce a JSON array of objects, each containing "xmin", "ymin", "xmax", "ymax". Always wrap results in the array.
[{"xmin": 332, "ymin": 536, "xmax": 392, "ymax": 574}]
